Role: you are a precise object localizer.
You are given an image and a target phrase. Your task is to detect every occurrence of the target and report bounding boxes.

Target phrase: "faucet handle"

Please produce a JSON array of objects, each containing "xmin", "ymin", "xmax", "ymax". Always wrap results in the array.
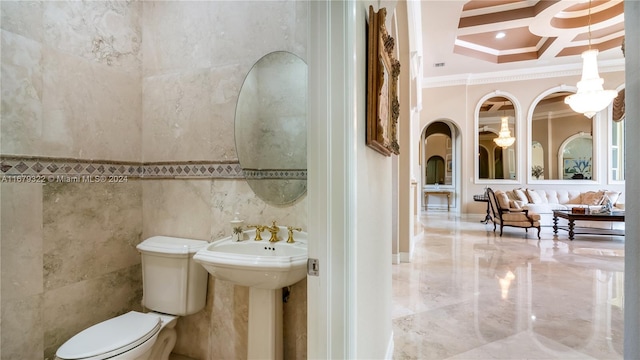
[
  {"xmin": 268, "ymin": 221, "xmax": 280, "ymax": 242},
  {"xmin": 247, "ymin": 225, "xmax": 265, "ymax": 241},
  {"xmin": 286, "ymin": 226, "xmax": 302, "ymax": 243}
]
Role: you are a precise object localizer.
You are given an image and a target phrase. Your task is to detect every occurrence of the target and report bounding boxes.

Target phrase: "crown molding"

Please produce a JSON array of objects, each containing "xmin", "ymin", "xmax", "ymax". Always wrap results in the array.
[{"xmin": 422, "ymin": 58, "xmax": 625, "ymax": 88}]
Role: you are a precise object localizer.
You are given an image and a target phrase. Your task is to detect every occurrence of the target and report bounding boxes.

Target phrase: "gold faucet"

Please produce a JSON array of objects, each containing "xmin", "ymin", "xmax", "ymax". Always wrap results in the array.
[
  {"xmin": 286, "ymin": 226, "xmax": 302, "ymax": 243},
  {"xmin": 267, "ymin": 221, "xmax": 280, "ymax": 242},
  {"xmin": 247, "ymin": 225, "xmax": 266, "ymax": 241}
]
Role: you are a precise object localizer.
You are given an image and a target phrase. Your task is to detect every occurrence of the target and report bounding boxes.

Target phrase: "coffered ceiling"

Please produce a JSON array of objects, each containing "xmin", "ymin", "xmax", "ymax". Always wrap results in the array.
[{"xmin": 421, "ymin": 0, "xmax": 626, "ymax": 82}]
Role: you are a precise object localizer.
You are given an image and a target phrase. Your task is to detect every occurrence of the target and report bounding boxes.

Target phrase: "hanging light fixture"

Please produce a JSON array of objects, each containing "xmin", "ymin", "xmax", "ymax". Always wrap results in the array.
[
  {"xmin": 493, "ymin": 101, "xmax": 515, "ymax": 149},
  {"xmin": 564, "ymin": 0, "xmax": 618, "ymax": 119}
]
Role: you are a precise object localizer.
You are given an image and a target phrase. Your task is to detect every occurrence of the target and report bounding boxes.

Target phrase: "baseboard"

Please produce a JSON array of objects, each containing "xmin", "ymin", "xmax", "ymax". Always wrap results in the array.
[
  {"xmin": 399, "ymin": 232, "xmax": 420, "ymax": 263},
  {"xmin": 399, "ymin": 251, "xmax": 412, "ymax": 263},
  {"xmin": 385, "ymin": 331, "xmax": 394, "ymax": 359},
  {"xmin": 392, "ymin": 253, "xmax": 401, "ymax": 265}
]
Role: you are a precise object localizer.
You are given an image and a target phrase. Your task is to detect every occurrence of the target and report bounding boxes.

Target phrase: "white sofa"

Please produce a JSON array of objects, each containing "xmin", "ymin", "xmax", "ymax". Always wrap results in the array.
[{"xmin": 501, "ymin": 188, "xmax": 624, "ymax": 229}]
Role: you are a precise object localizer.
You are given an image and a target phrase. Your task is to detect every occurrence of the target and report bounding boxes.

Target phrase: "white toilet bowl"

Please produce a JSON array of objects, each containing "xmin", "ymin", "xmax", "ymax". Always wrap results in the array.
[
  {"xmin": 55, "ymin": 236, "xmax": 209, "ymax": 360},
  {"xmin": 55, "ymin": 311, "xmax": 178, "ymax": 360}
]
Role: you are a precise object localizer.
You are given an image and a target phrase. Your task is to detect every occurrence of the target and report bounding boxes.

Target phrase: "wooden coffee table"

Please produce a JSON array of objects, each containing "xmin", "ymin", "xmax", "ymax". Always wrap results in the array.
[{"xmin": 552, "ymin": 210, "xmax": 625, "ymax": 240}]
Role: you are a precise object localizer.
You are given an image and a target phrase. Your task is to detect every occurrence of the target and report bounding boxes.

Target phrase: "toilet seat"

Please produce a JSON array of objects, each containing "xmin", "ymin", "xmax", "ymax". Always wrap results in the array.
[{"xmin": 56, "ymin": 311, "xmax": 161, "ymax": 360}]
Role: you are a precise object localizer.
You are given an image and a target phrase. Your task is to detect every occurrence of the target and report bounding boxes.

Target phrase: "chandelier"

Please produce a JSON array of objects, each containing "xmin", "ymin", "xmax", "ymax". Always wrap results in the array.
[
  {"xmin": 493, "ymin": 116, "xmax": 515, "ymax": 149},
  {"xmin": 564, "ymin": 0, "xmax": 618, "ymax": 119},
  {"xmin": 493, "ymin": 102, "xmax": 515, "ymax": 149}
]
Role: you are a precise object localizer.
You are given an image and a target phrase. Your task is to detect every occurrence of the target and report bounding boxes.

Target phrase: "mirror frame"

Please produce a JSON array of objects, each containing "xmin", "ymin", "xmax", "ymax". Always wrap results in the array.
[
  {"xmin": 527, "ymin": 85, "xmax": 600, "ymax": 184},
  {"xmin": 608, "ymin": 84, "xmax": 626, "ymax": 184},
  {"xmin": 474, "ymin": 90, "xmax": 521, "ymax": 185}
]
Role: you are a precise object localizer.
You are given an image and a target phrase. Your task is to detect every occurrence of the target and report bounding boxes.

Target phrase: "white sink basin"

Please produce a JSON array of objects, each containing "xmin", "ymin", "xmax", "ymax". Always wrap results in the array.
[
  {"xmin": 193, "ymin": 226, "xmax": 307, "ymax": 289},
  {"xmin": 195, "ymin": 226, "xmax": 308, "ymax": 359}
]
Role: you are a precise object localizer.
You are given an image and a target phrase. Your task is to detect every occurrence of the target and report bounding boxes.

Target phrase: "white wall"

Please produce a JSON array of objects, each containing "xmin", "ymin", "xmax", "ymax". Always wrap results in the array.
[
  {"xmin": 307, "ymin": 1, "xmax": 394, "ymax": 358},
  {"xmin": 354, "ymin": 4, "xmax": 394, "ymax": 358},
  {"xmin": 624, "ymin": 1, "xmax": 640, "ymax": 356}
]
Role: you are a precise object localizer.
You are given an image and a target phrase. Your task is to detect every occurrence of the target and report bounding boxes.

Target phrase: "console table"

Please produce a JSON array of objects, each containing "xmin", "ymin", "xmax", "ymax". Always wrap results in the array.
[{"xmin": 424, "ymin": 190, "xmax": 451, "ymax": 211}]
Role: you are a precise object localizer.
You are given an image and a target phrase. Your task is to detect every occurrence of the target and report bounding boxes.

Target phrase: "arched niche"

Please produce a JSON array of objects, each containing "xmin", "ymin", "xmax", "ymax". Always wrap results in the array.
[
  {"xmin": 423, "ymin": 121, "xmax": 453, "ymax": 186},
  {"xmin": 528, "ymin": 86, "xmax": 597, "ymax": 183},
  {"xmin": 475, "ymin": 92, "xmax": 519, "ymax": 183},
  {"xmin": 420, "ymin": 119, "xmax": 461, "ymax": 211}
]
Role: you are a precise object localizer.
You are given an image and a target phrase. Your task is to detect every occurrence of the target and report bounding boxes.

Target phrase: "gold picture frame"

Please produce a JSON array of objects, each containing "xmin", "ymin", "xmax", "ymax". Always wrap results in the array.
[{"xmin": 366, "ymin": 6, "xmax": 400, "ymax": 156}]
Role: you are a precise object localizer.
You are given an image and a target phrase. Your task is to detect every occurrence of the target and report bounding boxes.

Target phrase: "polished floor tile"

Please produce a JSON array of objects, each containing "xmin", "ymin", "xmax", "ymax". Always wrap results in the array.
[{"xmin": 393, "ymin": 213, "xmax": 624, "ymax": 359}]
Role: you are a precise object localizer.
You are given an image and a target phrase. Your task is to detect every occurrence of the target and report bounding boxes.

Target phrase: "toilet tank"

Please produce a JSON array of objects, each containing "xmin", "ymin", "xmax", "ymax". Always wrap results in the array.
[{"xmin": 136, "ymin": 236, "xmax": 209, "ymax": 316}]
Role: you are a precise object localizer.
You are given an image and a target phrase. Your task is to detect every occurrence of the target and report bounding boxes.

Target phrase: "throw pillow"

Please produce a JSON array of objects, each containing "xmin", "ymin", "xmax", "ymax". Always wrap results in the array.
[
  {"xmin": 602, "ymin": 190, "xmax": 621, "ymax": 205},
  {"xmin": 582, "ymin": 191, "xmax": 605, "ymax": 205},
  {"xmin": 495, "ymin": 191, "xmax": 511, "ymax": 209},
  {"xmin": 509, "ymin": 200, "xmax": 522, "ymax": 209},
  {"xmin": 513, "ymin": 188, "xmax": 529, "ymax": 203},
  {"xmin": 525, "ymin": 189, "xmax": 543, "ymax": 204}
]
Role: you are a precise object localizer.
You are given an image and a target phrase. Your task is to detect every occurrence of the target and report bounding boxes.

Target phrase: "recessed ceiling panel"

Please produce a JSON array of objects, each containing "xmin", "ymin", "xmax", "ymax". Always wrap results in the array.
[
  {"xmin": 454, "ymin": 0, "xmax": 624, "ymax": 64},
  {"xmin": 458, "ymin": 27, "xmax": 541, "ymax": 51}
]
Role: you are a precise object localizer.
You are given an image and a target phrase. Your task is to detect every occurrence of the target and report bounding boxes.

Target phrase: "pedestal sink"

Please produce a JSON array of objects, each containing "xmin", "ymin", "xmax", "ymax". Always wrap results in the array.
[{"xmin": 193, "ymin": 226, "xmax": 307, "ymax": 360}]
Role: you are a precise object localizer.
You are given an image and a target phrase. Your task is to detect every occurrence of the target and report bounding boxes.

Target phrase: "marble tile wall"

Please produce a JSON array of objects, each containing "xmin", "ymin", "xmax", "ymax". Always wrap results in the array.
[
  {"xmin": 0, "ymin": 183, "xmax": 44, "ymax": 360},
  {"xmin": 0, "ymin": 181, "xmax": 143, "ymax": 360},
  {"xmin": 0, "ymin": 0, "xmax": 142, "ymax": 161},
  {"xmin": 141, "ymin": 0, "xmax": 307, "ymax": 163},
  {"xmin": 140, "ymin": 1, "xmax": 308, "ymax": 359},
  {"xmin": 1, "ymin": 1, "xmax": 308, "ymax": 359},
  {"xmin": 1, "ymin": 2, "xmax": 145, "ymax": 360},
  {"xmin": 283, "ymin": 277, "xmax": 308, "ymax": 359}
]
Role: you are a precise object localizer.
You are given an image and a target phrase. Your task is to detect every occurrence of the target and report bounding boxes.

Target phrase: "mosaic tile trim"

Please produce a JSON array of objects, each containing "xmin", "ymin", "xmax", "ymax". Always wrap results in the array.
[
  {"xmin": 243, "ymin": 169, "xmax": 307, "ymax": 180},
  {"xmin": 143, "ymin": 162, "xmax": 243, "ymax": 179},
  {"xmin": 0, "ymin": 155, "xmax": 243, "ymax": 180}
]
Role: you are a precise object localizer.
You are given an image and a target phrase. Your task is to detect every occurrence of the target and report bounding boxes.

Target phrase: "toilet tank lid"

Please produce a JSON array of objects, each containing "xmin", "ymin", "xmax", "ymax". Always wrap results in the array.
[
  {"xmin": 56, "ymin": 311, "xmax": 161, "ymax": 360},
  {"xmin": 137, "ymin": 236, "xmax": 209, "ymax": 255}
]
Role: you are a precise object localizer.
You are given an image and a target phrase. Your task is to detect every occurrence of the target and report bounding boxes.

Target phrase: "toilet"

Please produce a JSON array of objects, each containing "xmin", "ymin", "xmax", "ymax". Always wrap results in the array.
[{"xmin": 56, "ymin": 236, "xmax": 209, "ymax": 360}]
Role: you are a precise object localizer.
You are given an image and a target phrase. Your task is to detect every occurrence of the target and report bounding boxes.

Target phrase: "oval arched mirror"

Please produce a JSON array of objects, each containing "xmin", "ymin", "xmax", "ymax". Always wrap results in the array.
[
  {"xmin": 530, "ymin": 90, "xmax": 594, "ymax": 181},
  {"xmin": 477, "ymin": 95, "xmax": 517, "ymax": 181},
  {"xmin": 235, "ymin": 51, "xmax": 307, "ymax": 206}
]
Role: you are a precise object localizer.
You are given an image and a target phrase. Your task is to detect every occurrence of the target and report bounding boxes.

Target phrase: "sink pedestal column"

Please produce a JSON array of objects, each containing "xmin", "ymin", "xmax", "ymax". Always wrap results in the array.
[{"xmin": 247, "ymin": 288, "xmax": 283, "ymax": 360}]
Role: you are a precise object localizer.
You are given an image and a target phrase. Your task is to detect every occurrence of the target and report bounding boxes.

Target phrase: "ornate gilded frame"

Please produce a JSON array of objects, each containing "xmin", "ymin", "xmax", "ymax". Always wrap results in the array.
[{"xmin": 366, "ymin": 6, "xmax": 400, "ymax": 156}]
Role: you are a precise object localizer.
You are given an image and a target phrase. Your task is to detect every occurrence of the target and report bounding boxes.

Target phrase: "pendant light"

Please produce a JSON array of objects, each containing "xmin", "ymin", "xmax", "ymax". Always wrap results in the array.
[
  {"xmin": 564, "ymin": 0, "xmax": 618, "ymax": 119},
  {"xmin": 493, "ymin": 101, "xmax": 515, "ymax": 149}
]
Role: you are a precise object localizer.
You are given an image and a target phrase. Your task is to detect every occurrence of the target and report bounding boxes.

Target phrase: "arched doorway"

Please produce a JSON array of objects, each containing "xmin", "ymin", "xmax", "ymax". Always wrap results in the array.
[{"xmin": 421, "ymin": 120, "xmax": 461, "ymax": 211}]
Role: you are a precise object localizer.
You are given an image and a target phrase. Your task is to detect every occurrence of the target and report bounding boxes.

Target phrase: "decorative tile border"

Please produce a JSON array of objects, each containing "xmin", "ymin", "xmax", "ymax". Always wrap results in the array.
[
  {"xmin": 243, "ymin": 169, "xmax": 307, "ymax": 180},
  {"xmin": 0, "ymin": 155, "xmax": 243, "ymax": 180},
  {"xmin": 143, "ymin": 161, "xmax": 243, "ymax": 179}
]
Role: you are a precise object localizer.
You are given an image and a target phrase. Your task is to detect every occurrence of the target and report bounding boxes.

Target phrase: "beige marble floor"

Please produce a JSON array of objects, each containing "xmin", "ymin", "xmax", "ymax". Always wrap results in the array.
[{"xmin": 393, "ymin": 213, "xmax": 624, "ymax": 360}]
